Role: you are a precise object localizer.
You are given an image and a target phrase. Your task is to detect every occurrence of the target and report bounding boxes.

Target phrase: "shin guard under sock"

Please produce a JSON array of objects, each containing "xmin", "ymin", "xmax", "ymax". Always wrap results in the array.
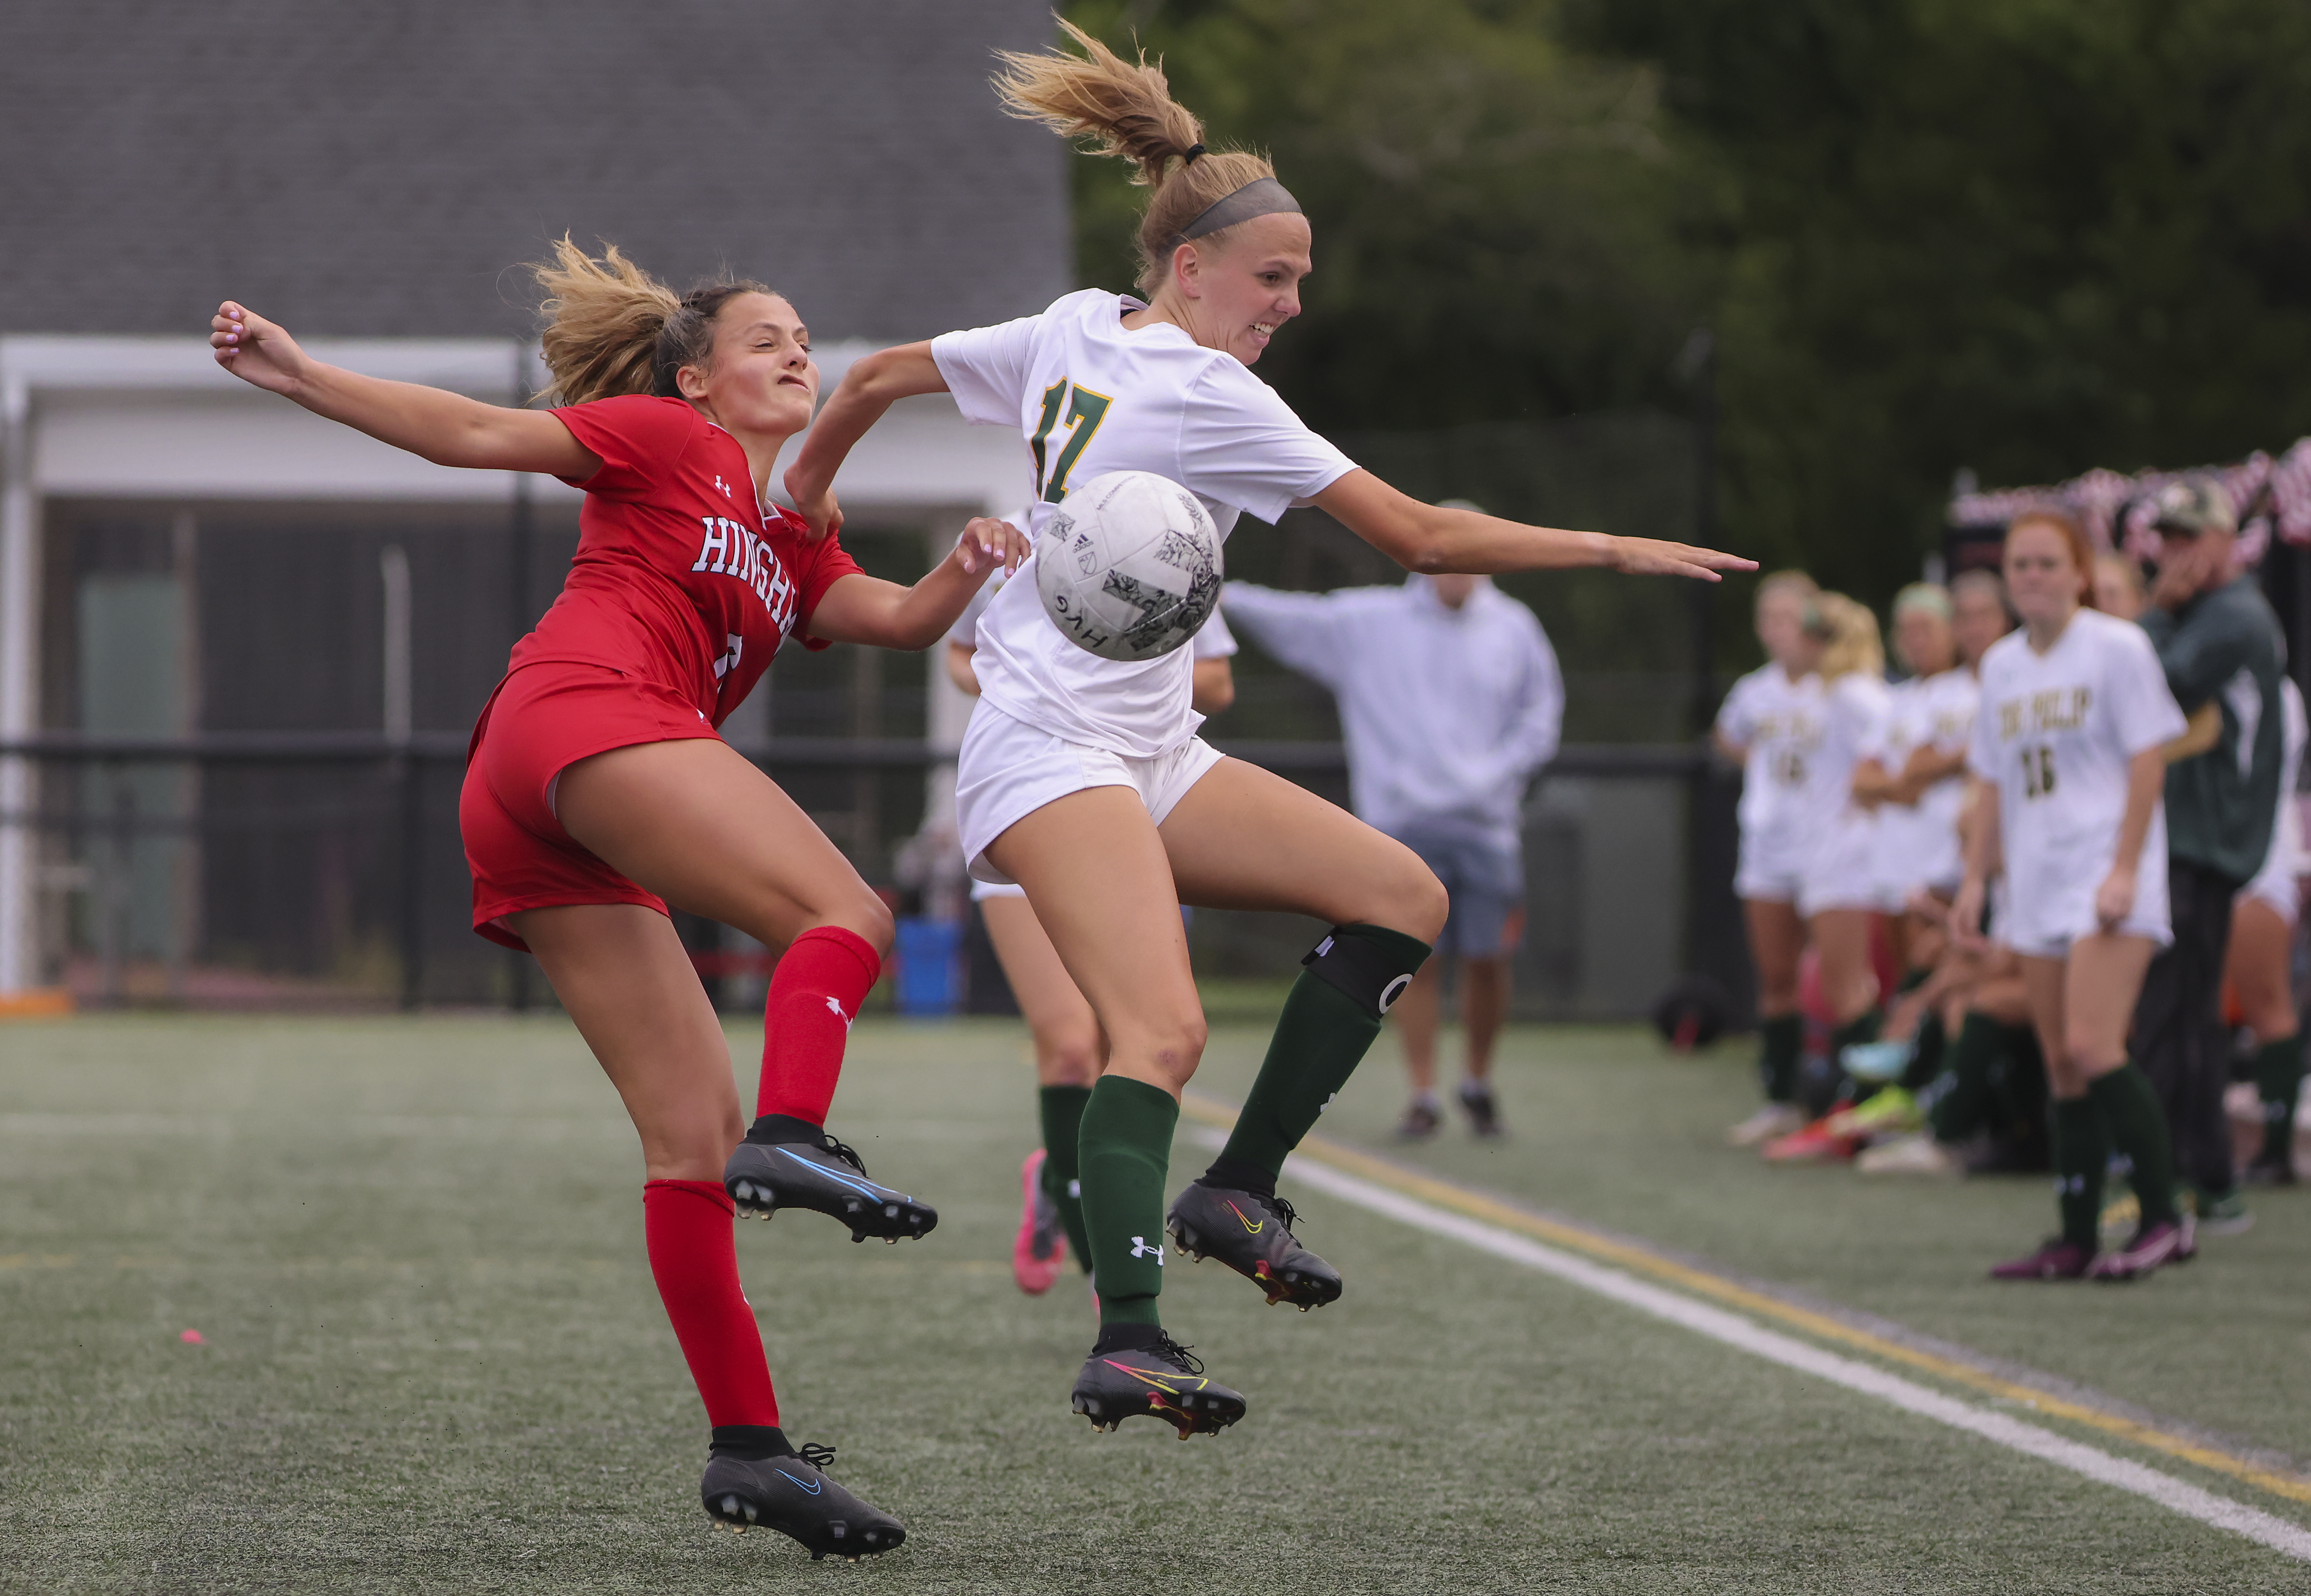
[
  {"xmin": 755, "ymin": 925, "xmax": 881, "ymax": 1126},
  {"xmin": 1078, "ymin": 1075, "xmax": 1179, "ymax": 1328},
  {"xmin": 2048, "ymin": 1097, "xmax": 2106, "ymax": 1253},
  {"xmin": 643, "ymin": 1180, "xmax": 779, "ymax": 1427},
  {"xmin": 2089, "ymin": 1063, "xmax": 2178, "ymax": 1226},
  {"xmin": 2255, "ymin": 1033, "xmax": 2304, "ymax": 1164},
  {"xmin": 1038, "ymin": 1083, "xmax": 1095, "ymax": 1273},
  {"xmin": 1211, "ymin": 924, "xmax": 1430, "ymax": 1184},
  {"xmin": 1928, "ymin": 1012, "xmax": 2004, "ymax": 1144},
  {"xmin": 1759, "ymin": 1014, "xmax": 1802, "ymax": 1104}
]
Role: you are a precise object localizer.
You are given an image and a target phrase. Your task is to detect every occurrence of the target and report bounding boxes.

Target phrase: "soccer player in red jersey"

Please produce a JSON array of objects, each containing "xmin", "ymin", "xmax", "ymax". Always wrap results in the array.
[{"xmin": 210, "ymin": 240, "xmax": 1021, "ymax": 1559}]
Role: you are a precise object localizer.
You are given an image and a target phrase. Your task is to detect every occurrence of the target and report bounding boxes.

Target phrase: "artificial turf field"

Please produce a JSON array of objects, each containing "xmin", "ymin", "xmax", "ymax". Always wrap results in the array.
[{"xmin": 5, "ymin": 1014, "xmax": 2311, "ymax": 1593}]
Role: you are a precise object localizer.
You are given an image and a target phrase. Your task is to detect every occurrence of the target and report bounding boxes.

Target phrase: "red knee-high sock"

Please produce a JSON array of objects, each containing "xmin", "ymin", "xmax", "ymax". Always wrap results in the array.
[
  {"xmin": 643, "ymin": 1180, "xmax": 779, "ymax": 1427},
  {"xmin": 755, "ymin": 924, "xmax": 881, "ymax": 1125}
]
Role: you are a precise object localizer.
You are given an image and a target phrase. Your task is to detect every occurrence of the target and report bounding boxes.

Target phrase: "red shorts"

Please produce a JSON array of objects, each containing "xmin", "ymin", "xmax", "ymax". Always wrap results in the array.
[{"xmin": 461, "ymin": 661, "xmax": 721, "ymax": 951}]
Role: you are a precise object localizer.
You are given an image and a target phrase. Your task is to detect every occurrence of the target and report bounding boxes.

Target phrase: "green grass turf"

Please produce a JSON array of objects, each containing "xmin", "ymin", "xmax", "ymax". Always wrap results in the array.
[{"xmin": 0, "ymin": 1013, "xmax": 2306, "ymax": 1593}]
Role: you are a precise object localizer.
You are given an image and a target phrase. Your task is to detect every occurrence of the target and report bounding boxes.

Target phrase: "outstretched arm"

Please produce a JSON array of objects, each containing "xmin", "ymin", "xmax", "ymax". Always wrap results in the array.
[
  {"xmin": 784, "ymin": 342, "xmax": 949, "ymax": 538},
  {"xmin": 1312, "ymin": 470, "xmax": 1752, "ymax": 582},
  {"xmin": 210, "ymin": 302, "xmax": 595, "ymax": 478},
  {"xmin": 805, "ymin": 517, "xmax": 1024, "ymax": 651}
]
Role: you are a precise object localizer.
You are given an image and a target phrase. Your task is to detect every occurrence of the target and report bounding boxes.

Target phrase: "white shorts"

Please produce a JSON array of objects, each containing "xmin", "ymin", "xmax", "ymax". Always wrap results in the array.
[
  {"xmin": 2239, "ymin": 801, "xmax": 2304, "ymax": 924},
  {"xmin": 969, "ymin": 878, "xmax": 1028, "ymax": 903},
  {"xmin": 1798, "ymin": 813, "xmax": 1881, "ymax": 919},
  {"xmin": 1734, "ymin": 827, "xmax": 1807, "ymax": 904},
  {"xmin": 956, "ymin": 702, "xmax": 1225, "ymax": 886},
  {"xmin": 2002, "ymin": 866, "xmax": 2172, "ymax": 960}
]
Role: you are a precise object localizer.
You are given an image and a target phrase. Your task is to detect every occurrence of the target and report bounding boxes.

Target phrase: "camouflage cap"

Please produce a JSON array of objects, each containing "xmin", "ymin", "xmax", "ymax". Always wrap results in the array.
[{"xmin": 2149, "ymin": 476, "xmax": 2237, "ymax": 539}]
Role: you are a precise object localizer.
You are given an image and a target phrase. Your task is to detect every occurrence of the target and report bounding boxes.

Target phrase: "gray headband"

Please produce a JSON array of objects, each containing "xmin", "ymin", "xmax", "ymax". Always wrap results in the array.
[{"xmin": 1176, "ymin": 177, "xmax": 1302, "ymax": 244}]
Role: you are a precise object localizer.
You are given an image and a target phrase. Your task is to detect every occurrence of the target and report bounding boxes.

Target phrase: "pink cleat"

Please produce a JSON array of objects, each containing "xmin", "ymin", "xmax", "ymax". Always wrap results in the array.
[{"xmin": 1012, "ymin": 1150, "xmax": 1065, "ymax": 1296}]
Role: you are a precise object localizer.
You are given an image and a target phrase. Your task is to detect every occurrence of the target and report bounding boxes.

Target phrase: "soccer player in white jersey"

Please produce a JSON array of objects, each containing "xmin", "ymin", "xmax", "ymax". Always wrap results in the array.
[
  {"xmin": 1955, "ymin": 510, "xmax": 2192, "ymax": 1280},
  {"xmin": 1715, "ymin": 573, "xmax": 1829, "ymax": 1146},
  {"xmin": 944, "ymin": 572, "xmax": 1240, "ymax": 1293},
  {"xmin": 780, "ymin": 21, "xmax": 1751, "ymax": 1436},
  {"xmin": 2228, "ymin": 676, "xmax": 2307, "ymax": 1184},
  {"xmin": 1760, "ymin": 594, "xmax": 1896, "ymax": 1161}
]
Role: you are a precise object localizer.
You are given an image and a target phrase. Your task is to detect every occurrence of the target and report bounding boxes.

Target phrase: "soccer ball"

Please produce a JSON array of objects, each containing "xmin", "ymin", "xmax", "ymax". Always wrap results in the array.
[{"xmin": 1035, "ymin": 471, "xmax": 1222, "ymax": 661}]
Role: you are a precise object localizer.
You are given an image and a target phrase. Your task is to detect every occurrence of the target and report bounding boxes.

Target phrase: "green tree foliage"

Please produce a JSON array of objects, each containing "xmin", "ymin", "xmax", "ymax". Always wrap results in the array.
[
  {"xmin": 1572, "ymin": 0, "xmax": 2311, "ymax": 598},
  {"xmin": 1061, "ymin": 0, "xmax": 1707, "ymax": 428}
]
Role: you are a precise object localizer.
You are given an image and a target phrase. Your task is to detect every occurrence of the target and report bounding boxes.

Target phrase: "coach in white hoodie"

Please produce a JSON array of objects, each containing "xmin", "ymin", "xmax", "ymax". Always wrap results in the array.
[{"xmin": 1222, "ymin": 562, "xmax": 1564, "ymax": 1138}]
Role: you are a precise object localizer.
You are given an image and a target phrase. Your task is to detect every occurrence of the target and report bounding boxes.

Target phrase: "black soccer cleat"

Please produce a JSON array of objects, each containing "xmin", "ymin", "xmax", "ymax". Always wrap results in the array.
[
  {"xmin": 700, "ymin": 1443, "xmax": 905, "ymax": 1561},
  {"xmin": 723, "ymin": 1127, "xmax": 937, "ymax": 1243},
  {"xmin": 1070, "ymin": 1333, "xmax": 1246, "ymax": 1440},
  {"xmin": 1167, "ymin": 1182, "xmax": 1343, "ymax": 1310}
]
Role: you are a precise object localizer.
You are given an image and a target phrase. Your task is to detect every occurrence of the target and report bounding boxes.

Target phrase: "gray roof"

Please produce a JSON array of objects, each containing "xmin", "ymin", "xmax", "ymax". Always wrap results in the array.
[{"xmin": 2, "ymin": 2, "xmax": 1068, "ymax": 343}]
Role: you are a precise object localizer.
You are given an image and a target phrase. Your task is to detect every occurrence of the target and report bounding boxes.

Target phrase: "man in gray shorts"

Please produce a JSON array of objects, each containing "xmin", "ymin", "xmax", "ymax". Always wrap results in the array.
[{"xmin": 1221, "ymin": 535, "xmax": 1563, "ymax": 1137}]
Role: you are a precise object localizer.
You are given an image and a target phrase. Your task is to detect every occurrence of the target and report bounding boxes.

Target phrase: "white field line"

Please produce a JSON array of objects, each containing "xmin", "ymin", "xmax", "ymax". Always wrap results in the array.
[{"xmin": 1197, "ymin": 1130, "xmax": 2311, "ymax": 1563}]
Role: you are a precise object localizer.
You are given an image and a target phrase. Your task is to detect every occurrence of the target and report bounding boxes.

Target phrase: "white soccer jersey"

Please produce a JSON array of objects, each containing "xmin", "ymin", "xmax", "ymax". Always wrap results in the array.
[
  {"xmin": 1716, "ymin": 665, "xmax": 1826, "ymax": 841},
  {"xmin": 1968, "ymin": 609, "xmax": 2186, "ymax": 953},
  {"xmin": 1798, "ymin": 671, "xmax": 1893, "ymax": 916},
  {"xmin": 1869, "ymin": 667, "xmax": 1980, "ymax": 899},
  {"xmin": 932, "ymin": 289, "xmax": 1355, "ymax": 757}
]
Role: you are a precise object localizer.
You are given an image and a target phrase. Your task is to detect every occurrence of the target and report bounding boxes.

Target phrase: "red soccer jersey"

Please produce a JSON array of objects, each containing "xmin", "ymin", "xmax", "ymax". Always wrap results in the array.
[{"xmin": 509, "ymin": 394, "xmax": 863, "ymax": 727}]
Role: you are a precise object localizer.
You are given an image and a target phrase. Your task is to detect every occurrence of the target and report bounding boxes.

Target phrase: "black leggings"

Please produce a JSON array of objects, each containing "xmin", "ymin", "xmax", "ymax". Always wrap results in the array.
[{"xmin": 2132, "ymin": 859, "xmax": 2243, "ymax": 1196}]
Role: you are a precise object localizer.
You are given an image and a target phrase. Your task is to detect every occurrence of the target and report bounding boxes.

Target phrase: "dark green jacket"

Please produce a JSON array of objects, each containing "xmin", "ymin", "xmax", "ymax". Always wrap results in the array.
[{"xmin": 2139, "ymin": 575, "xmax": 2287, "ymax": 882}]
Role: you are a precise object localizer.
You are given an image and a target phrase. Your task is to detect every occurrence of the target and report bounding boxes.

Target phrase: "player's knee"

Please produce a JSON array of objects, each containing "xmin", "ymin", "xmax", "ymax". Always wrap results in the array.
[
  {"xmin": 1129, "ymin": 1009, "xmax": 1207, "ymax": 1084},
  {"xmin": 1372, "ymin": 859, "xmax": 1448, "ymax": 943},
  {"xmin": 1037, "ymin": 1023, "xmax": 1104, "ymax": 1088},
  {"xmin": 829, "ymin": 892, "xmax": 895, "ymax": 958}
]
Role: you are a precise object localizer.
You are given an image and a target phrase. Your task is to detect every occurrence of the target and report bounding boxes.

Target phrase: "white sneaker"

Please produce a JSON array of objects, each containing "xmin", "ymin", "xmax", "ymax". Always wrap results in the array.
[
  {"xmin": 1855, "ymin": 1132, "xmax": 1962, "ymax": 1177},
  {"xmin": 1725, "ymin": 1102, "xmax": 1807, "ymax": 1147}
]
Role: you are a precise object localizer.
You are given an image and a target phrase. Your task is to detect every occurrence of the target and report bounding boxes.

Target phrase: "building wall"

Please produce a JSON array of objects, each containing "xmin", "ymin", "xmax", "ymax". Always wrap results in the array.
[{"xmin": 1, "ymin": 2, "xmax": 1068, "ymax": 342}]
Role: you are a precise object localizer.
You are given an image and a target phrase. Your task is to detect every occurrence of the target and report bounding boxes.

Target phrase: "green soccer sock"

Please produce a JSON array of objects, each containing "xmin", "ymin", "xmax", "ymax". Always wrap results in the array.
[
  {"xmin": 2254, "ymin": 1033, "xmax": 2304, "ymax": 1165},
  {"xmin": 1900, "ymin": 1009, "xmax": 1948, "ymax": 1095},
  {"xmin": 1759, "ymin": 1014, "xmax": 1803, "ymax": 1104},
  {"xmin": 1209, "ymin": 924, "xmax": 1431, "ymax": 1191},
  {"xmin": 2049, "ymin": 1095, "xmax": 2106, "ymax": 1252},
  {"xmin": 1077, "ymin": 1075, "xmax": 1179, "ymax": 1328},
  {"xmin": 1928, "ymin": 1012, "xmax": 2004, "ymax": 1145},
  {"xmin": 1038, "ymin": 1084, "xmax": 1094, "ymax": 1274},
  {"xmin": 2090, "ymin": 1063, "xmax": 2178, "ymax": 1227}
]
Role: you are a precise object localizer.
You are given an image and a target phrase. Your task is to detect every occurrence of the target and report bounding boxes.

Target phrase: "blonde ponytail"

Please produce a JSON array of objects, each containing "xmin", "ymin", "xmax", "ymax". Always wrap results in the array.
[
  {"xmin": 530, "ymin": 236, "xmax": 773, "ymax": 407},
  {"xmin": 994, "ymin": 19, "xmax": 1282, "ymax": 295}
]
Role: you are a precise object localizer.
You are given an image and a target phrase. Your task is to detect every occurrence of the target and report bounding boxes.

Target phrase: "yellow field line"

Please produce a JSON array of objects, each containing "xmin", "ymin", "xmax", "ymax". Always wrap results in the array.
[{"xmin": 1178, "ymin": 1091, "xmax": 2311, "ymax": 1511}]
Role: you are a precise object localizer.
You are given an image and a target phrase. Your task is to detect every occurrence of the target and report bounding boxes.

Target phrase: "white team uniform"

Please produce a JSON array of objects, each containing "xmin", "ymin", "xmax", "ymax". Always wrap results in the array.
[
  {"xmin": 932, "ymin": 289, "xmax": 1356, "ymax": 881},
  {"xmin": 1797, "ymin": 672, "xmax": 1893, "ymax": 918},
  {"xmin": 945, "ymin": 570, "xmax": 1239, "ymax": 903},
  {"xmin": 2240, "ymin": 678, "xmax": 2307, "ymax": 922},
  {"xmin": 1716, "ymin": 665, "xmax": 1825, "ymax": 903},
  {"xmin": 1967, "ymin": 609, "xmax": 2186, "ymax": 958},
  {"xmin": 1866, "ymin": 667, "xmax": 1980, "ymax": 907}
]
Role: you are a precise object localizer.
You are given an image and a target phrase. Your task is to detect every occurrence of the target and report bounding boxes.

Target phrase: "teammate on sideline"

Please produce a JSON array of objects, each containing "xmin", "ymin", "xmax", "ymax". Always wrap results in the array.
[
  {"xmin": 1220, "ymin": 544, "xmax": 1565, "ymax": 1142},
  {"xmin": 781, "ymin": 21, "xmax": 1751, "ymax": 1437},
  {"xmin": 2134, "ymin": 480, "xmax": 2288, "ymax": 1235},
  {"xmin": 1716, "ymin": 573, "xmax": 1829, "ymax": 1146},
  {"xmin": 945, "ymin": 574, "xmax": 1240, "ymax": 1293},
  {"xmin": 209, "ymin": 243, "xmax": 1028, "ymax": 1557},
  {"xmin": 1759, "ymin": 593, "xmax": 1891, "ymax": 1162},
  {"xmin": 1956, "ymin": 510, "xmax": 2191, "ymax": 1280},
  {"xmin": 2226, "ymin": 674, "xmax": 2306, "ymax": 1185}
]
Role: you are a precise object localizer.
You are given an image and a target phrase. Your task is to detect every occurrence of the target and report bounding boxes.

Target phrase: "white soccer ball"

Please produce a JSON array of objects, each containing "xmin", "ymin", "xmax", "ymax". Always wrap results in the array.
[{"xmin": 1034, "ymin": 471, "xmax": 1223, "ymax": 661}]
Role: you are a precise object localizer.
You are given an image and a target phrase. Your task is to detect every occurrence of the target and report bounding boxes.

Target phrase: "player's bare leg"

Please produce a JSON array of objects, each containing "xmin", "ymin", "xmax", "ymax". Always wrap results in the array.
[
  {"xmin": 980, "ymin": 893, "xmax": 1105, "ymax": 1289},
  {"xmin": 556, "ymin": 737, "xmax": 933, "ymax": 1243},
  {"xmin": 2229, "ymin": 897, "xmax": 2302, "ymax": 1183}
]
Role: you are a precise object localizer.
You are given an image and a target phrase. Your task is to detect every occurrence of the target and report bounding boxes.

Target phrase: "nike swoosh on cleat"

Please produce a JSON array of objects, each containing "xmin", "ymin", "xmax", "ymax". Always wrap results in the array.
[
  {"xmin": 1225, "ymin": 1201, "xmax": 1263, "ymax": 1234},
  {"xmin": 775, "ymin": 1469, "xmax": 823, "ymax": 1495}
]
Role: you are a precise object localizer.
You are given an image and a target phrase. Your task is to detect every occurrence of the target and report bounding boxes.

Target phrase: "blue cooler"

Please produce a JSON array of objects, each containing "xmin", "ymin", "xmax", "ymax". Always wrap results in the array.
[{"xmin": 893, "ymin": 916, "xmax": 964, "ymax": 1017}]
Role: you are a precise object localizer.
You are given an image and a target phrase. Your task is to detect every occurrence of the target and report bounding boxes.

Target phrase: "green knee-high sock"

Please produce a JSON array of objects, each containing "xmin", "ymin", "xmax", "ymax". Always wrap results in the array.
[
  {"xmin": 1989, "ymin": 1025, "xmax": 2048, "ymax": 1144},
  {"xmin": 1208, "ymin": 924, "xmax": 1430, "ymax": 1194},
  {"xmin": 2255, "ymin": 1034, "xmax": 2304, "ymax": 1164},
  {"xmin": 1759, "ymin": 1014, "xmax": 1803, "ymax": 1104},
  {"xmin": 2050, "ymin": 1096, "xmax": 2106, "ymax": 1252},
  {"xmin": 1038, "ymin": 1084, "xmax": 1094, "ymax": 1274},
  {"xmin": 1928, "ymin": 1012, "xmax": 2005, "ymax": 1144},
  {"xmin": 1899, "ymin": 1010, "xmax": 1947, "ymax": 1094},
  {"xmin": 2089, "ymin": 1063, "xmax": 2178, "ymax": 1226},
  {"xmin": 1078, "ymin": 1076, "xmax": 1179, "ymax": 1328}
]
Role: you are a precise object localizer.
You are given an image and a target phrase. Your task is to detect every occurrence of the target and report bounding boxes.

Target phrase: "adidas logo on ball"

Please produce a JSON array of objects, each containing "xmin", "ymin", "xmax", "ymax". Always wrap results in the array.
[{"xmin": 1035, "ymin": 471, "xmax": 1222, "ymax": 661}]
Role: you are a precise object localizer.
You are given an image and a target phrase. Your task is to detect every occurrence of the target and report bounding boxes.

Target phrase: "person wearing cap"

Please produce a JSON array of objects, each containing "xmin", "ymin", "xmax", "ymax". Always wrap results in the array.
[
  {"xmin": 2134, "ymin": 477, "xmax": 2289, "ymax": 1233},
  {"xmin": 1221, "ymin": 517, "xmax": 1565, "ymax": 1140}
]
